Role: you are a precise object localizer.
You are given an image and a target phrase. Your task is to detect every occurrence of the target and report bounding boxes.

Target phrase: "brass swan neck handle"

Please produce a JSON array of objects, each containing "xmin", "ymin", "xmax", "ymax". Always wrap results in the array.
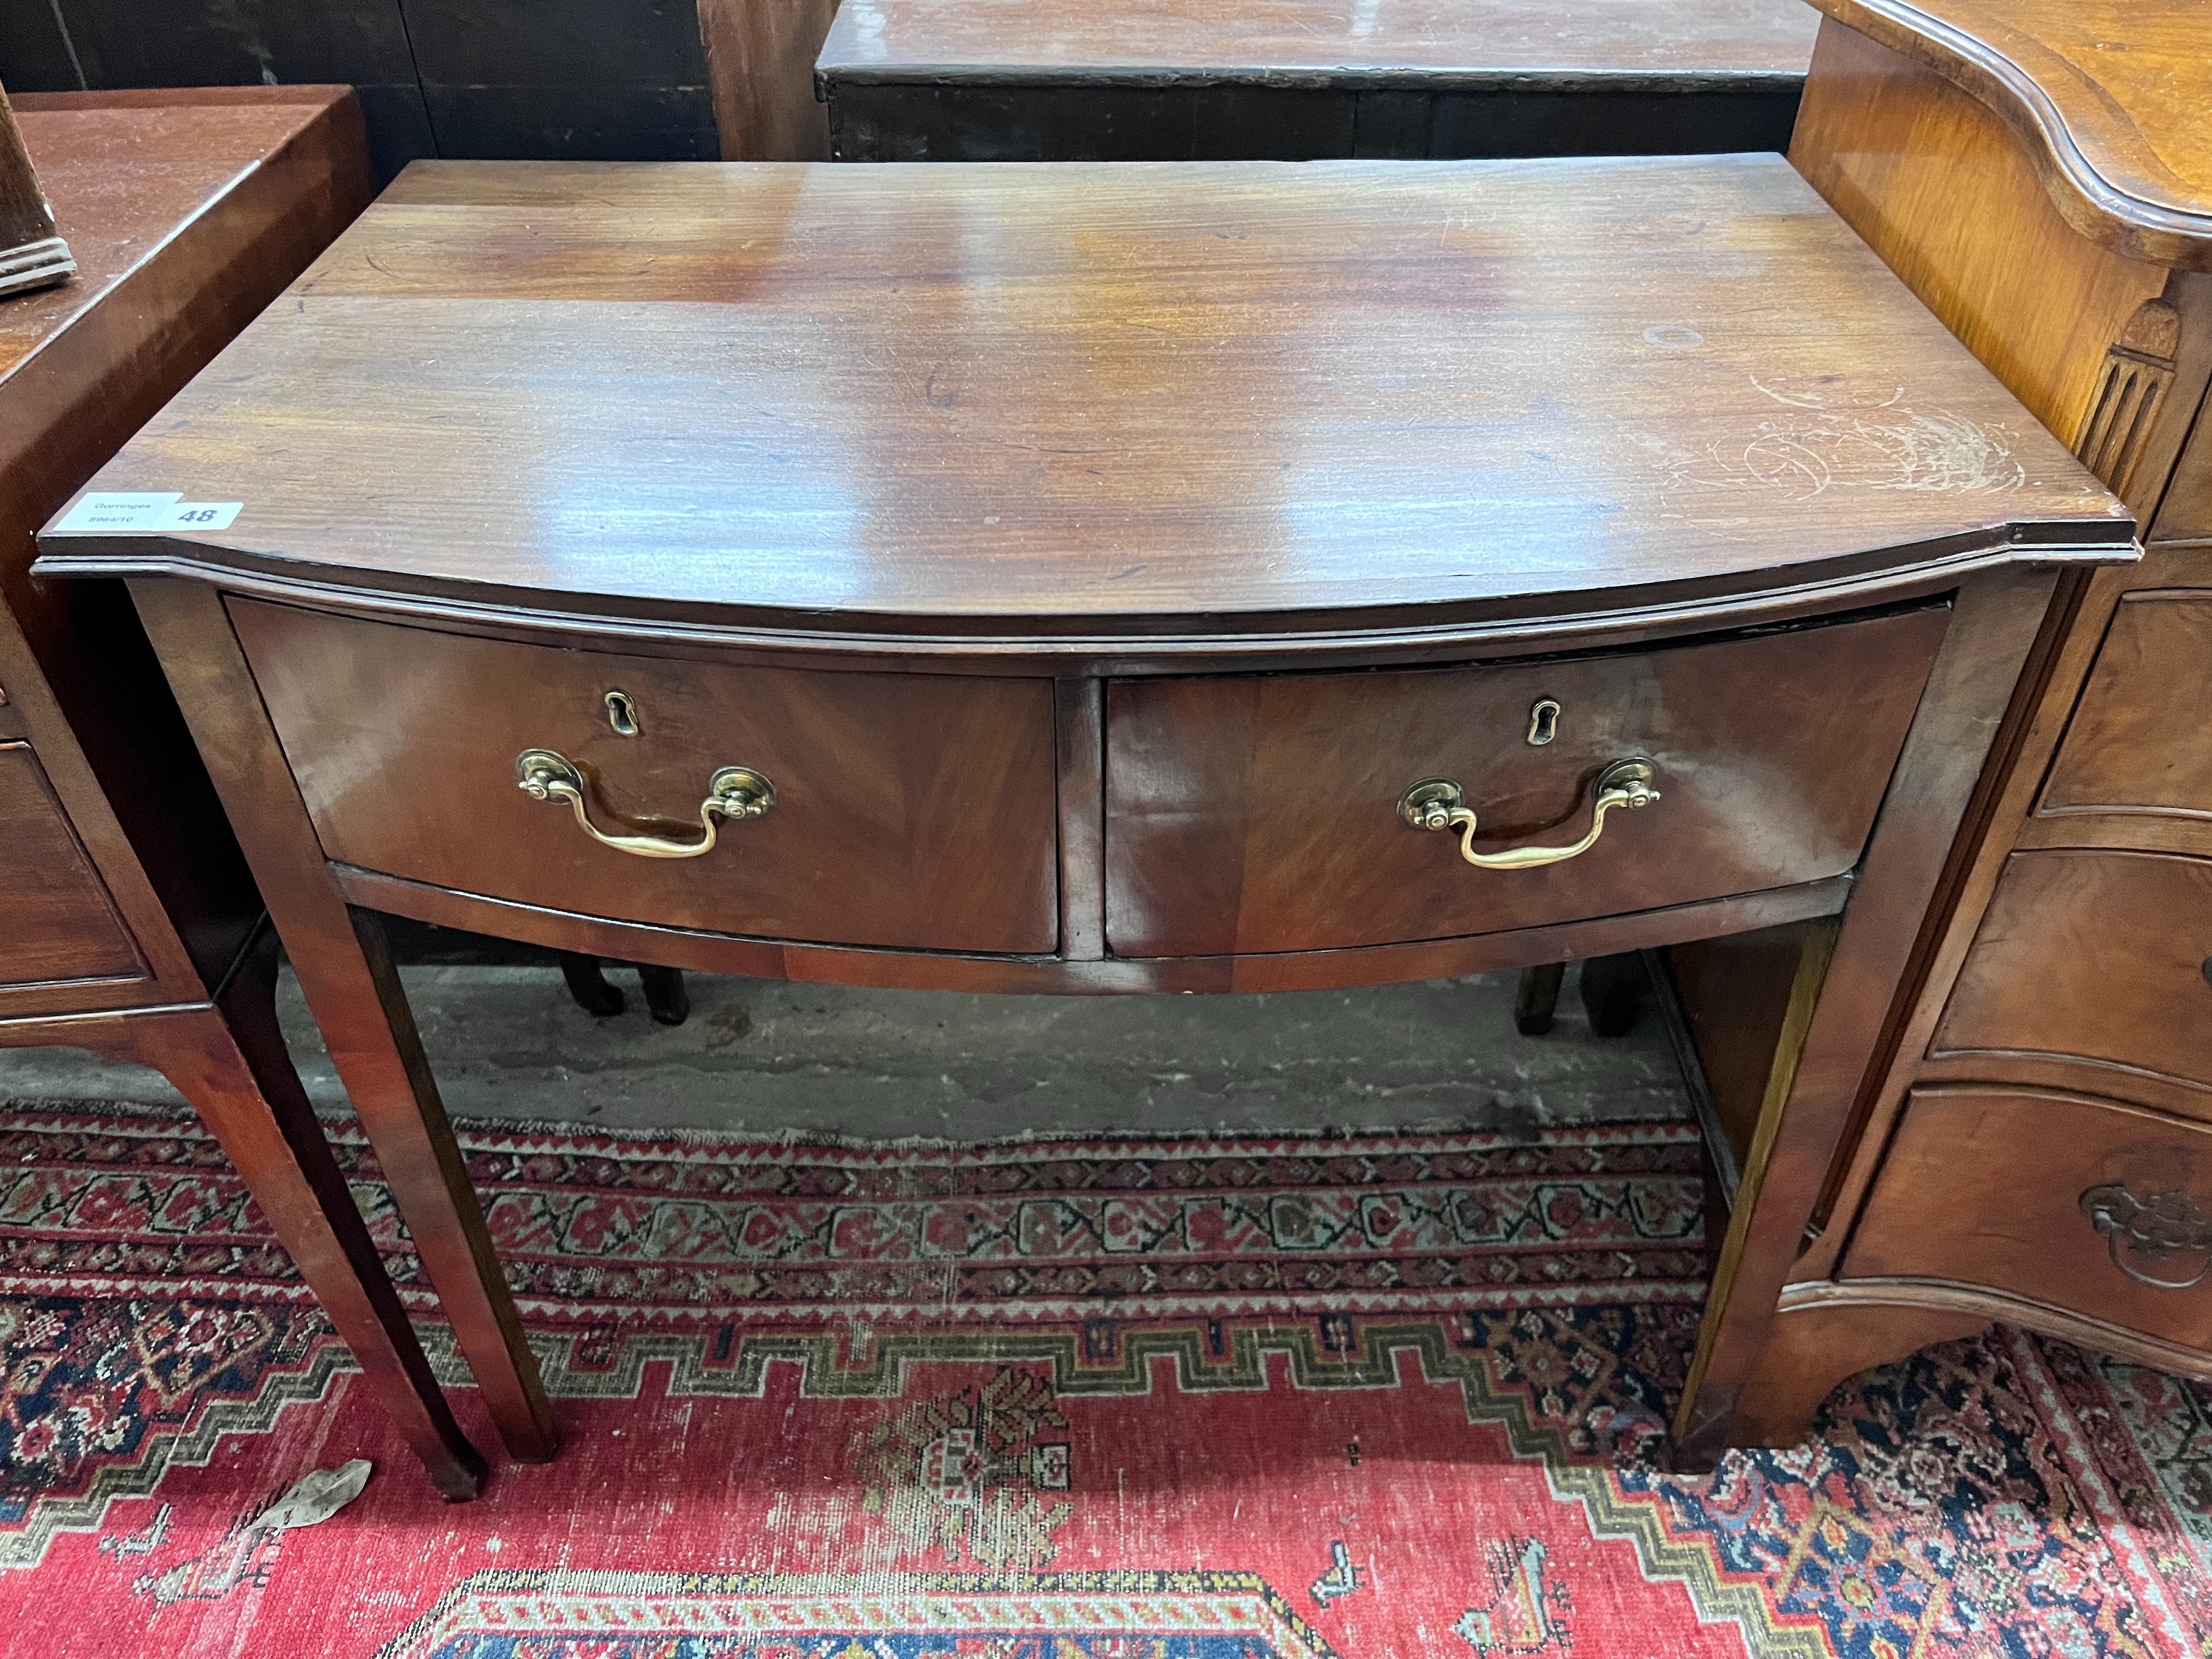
[
  {"xmin": 1398, "ymin": 758, "xmax": 1659, "ymax": 871},
  {"xmin": 515, "ymin": 749, "xmax": 775, "ymax": 860}
]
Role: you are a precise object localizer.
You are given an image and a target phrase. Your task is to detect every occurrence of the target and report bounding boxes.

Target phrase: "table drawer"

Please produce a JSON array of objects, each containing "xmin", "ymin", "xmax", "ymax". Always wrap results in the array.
[
  {"xmin": 1933, "ymin": 849, "xmax": 2212, "ymax": 1096},
  {"xmin": 230, "ymin": 602, "xmax": 1061, "ymax": 955},
  {"xmin": 1844, "ymin": 1086, "xmax": 2212, "ymax": 1351},
  {"xmin": 0, "ymin": 742, "xmax": 142, "ymax": 989},
  {"xmin": 1103, "ymin": 606, "xmax": 1949, "ymax": 956},
  {"xmin": 2038, "ymin": 589, "xmax": 2212, "ymax": 823}
]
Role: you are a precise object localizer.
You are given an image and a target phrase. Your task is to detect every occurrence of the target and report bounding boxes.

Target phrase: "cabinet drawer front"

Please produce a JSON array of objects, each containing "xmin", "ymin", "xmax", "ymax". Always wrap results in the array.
[
  {"xmin": 2038, "ymin": 589, "xmax": 2212, "ymax": 824},
  {"xmin": 230, "ymin": 602, "xmax": 1060, "ymax": 955},
  {"xmin": 1103, "ymin": 607, "xmax": 1948, "ymax": 957},
  {"xmin": 0, "ymin": 743, "xmax": 142, "ymax": 989},
  {"xmin": 1844, "ymin": 1087, "xmax": 2212, "ymax": 1352},
  {"xmin": 1934, "ymin": 849, "xmax": 2212, "ymax": 1095}
]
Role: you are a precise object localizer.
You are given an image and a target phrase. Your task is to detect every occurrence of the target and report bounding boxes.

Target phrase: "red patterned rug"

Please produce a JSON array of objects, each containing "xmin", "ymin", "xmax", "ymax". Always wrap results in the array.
[{"xmin": 0, "ymin": 1101, "xmax": 2207, "ymax": 1657}]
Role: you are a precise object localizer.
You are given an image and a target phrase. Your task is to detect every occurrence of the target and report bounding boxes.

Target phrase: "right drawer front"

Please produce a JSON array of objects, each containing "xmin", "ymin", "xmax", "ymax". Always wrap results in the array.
[
  {"xmin": 0, "ymin": 742, "xmax": 141, "ymax": 989},
  {"xmin": 1845, "ymin": 1086, "xmax": 2212, "ymax": 1352},
  {"xmin": 1934, "ymin": 848, "xmax": 2212, "ymax": 1095},
  {"xmin": 1105, "ymin": 606, "xmax": 1947, "ymax": 957}
]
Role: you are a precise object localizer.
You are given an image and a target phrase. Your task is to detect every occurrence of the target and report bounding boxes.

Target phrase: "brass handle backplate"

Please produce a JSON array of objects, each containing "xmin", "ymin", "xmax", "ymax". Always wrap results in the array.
[
  {"xmin": 1399, "ymin": 758, "xmax": 1659, "ymax": 871},
  {"xmin": 515, "ymin": 748, "xmax": 774, "ymax": 860},
  {"xmin": 2082, "ymin": 1182, "xmax": 2212, "ymax": 1290}
]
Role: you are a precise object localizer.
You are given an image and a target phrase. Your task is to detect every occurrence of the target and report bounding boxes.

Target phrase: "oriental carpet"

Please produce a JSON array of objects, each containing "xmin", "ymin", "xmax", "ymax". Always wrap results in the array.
[{"xmin": 0, "ymin": 1101, "xmax": 2206, "ymax": 1656}]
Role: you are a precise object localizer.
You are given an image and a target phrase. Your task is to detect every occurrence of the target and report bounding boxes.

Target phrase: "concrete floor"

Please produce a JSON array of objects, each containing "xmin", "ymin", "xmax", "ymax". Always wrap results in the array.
[{"xmin": 0, "ymin": 962, "xmax": 1686, "ymax": 1140}]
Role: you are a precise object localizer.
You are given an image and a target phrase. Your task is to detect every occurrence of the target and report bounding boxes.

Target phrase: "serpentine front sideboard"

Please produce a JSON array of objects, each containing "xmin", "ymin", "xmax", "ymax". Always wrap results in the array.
[
  {"xmin": 35, "ymin": 156, "xmax": 2132, "ymax": 1482},
  {"xmin": 1662, "ymin": 0, "xmax": 2212, "ymax": 1458},
  {"xmin": 816, "ymin": 0, "xmax": 1819, "ymax": 161}
]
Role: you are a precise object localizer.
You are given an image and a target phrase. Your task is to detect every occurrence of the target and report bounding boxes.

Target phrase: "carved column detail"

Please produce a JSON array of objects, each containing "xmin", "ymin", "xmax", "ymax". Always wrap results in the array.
[{"xmin": 2074, "ymin": 298, "xmax": 2181, "ymax": 499}]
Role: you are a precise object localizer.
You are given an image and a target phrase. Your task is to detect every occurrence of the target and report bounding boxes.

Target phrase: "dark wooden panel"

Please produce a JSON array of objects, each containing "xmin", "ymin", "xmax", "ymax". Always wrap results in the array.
[
  {"xmin": 230, "ymin": 600, "xmax": 1061, "ymax": 955},
  {"xmin": 1932, "ymin": 848, "xmax": 2212, "ymax": 1097},
  {"xmin": 1104, "ymin": 606, "xmax": 1949, "ymax": 957},
  {"xmin": 2039, "ymin": 588, "xmax": 2212, "ymax": 824},
  {"xmin": 32, "ymin": 0, "xmax": 432, "ymax": 180},
  {"xmin": 828, "ymin": 84, "xmax": 1359, "ymax": 162},
  {"xmin": 0, "ymin": 743, "xmax": 140, "ymax": 988},
  {"xmin": 1843, "ymin": 1085, "xmax": 2212, "ymax": 1350},
  {"xmin": 828, "ymin": 83, "xmax": 1801, "ymax": 163},
  {"xmin": 42, "ymin": 158, "xmax": 2130, "ymax": 631},
  {"xmin": 405, "ymin": 0, "xmax": 716, "ymax": 161},
  {"xmin": 0, "ymin": 1, "xmax": 84, "ymax": 90},
  {"xmin": 419, "ymin": 84, "xmax": 718, "ymax": 162}
]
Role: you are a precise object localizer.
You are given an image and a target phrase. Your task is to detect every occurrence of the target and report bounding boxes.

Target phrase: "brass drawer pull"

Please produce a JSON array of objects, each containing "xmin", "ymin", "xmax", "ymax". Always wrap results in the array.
[
  {"xmin": 1398, "ymin": 758, "xmax": 1659, "ymax": 871},
  {"xmin": 2082, "ymin": 1183, "xmax": 2212, "ymax": 1290},
  {"xmin": 515, "ymin": 749, "xmax": 775, "ymax": 860}
]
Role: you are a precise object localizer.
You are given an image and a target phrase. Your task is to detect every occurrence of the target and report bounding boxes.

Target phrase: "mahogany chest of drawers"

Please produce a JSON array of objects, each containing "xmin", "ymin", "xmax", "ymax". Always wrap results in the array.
[
  {"xmin": 1667, "ymin": 0, "xmax": 2212, "ymax": 1456},
  {"xmin": 36, "ymin": 155, "xmax": 2132, "ymax": 1483}
]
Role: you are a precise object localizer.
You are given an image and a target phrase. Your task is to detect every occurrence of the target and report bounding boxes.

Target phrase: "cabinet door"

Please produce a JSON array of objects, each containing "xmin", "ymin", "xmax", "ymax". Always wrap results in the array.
[{"xmin": 0, "ymin": 742, "xmax": 142, "ymax": 989}]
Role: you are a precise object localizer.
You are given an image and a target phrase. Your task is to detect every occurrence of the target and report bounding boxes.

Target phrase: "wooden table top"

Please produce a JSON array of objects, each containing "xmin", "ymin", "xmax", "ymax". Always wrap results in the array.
[
  {"xmin": 3, "ymin": 89, "xmax": 357, "ymax": 410},
  {"xmin": 1814, "ymin": 0, "xmax": 2212, "ymax": 268},
  {"xmin": 818, "ymin": 0, "xmax": 1821, "ymax": 88},
  {"xmin": 41, "ymin": 157, "xmax": 2129, "ymax": 641}
]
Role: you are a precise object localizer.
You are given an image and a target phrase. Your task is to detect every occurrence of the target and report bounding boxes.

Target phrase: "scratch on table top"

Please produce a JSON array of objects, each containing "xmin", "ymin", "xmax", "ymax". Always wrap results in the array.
[{"xmin": 1647, "ymin": 396, "xmax": 2028, "ymax": 503}]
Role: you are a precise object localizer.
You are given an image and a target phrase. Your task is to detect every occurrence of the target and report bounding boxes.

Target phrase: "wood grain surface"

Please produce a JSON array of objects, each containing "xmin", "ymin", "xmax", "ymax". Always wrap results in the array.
[
  {"xmin": 1808, "ymin": 0, "xmax": 2212, "ymax": 268},
  {"xmin": 818, "ymin": 0, "xmax": 1820, "ymax": 84},
  {"xmin": 1843, "ymin": 1084, "xmax": 2212, "ymax": 1353},
  {"xmin": 40, "ymin": 157, "xmax": 2128, "ymax": 632},
  {"xmin": 1104, "ymin": 605, "xmax": 1947, "ymax": 956},
  {"xmin": 230, "ymin": 599, "xmax": 1061, "ymax": 955},
  {"xmin": 0, "ymin": 742, "xmax": 141, "ymax": 988},
  {"xmin": 1788, "ymin": 24, "xmax": 2176, "ymax": 473},
  {"xmin": 2036, "ymin": 588, "xmax": 2212, "ymax": 826},
  {"xmin": 1931, "ymin": 848, "xmax": 2212, "ymax": 1097}
]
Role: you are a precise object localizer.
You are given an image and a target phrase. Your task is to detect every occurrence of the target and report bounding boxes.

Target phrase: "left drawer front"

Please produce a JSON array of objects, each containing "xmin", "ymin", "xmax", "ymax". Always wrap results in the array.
[
  {"xmin": 0, "ymin": 743, "xmax": 143, "ymax": 989},
  {"xmin": 1844, "ymin": 1086, "xmax": 2212, "ymax": 1354},
  {"xmin": 231, "ymin": 602, "xmax": 1061, "ymax": 955}
]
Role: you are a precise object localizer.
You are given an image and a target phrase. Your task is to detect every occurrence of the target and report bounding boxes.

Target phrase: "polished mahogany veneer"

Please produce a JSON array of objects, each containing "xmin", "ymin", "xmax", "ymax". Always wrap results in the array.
[
  {"xmin": 231, "ymin": 600, "xmax": 1061, "ymax": 955},
  {"xmin": 36, "ymin": 156, "xmax": 2133, "ymax": 1480},
  {"xmin": 1105, "ymin": 608, "xmax": 1948, "ymax": 957}
]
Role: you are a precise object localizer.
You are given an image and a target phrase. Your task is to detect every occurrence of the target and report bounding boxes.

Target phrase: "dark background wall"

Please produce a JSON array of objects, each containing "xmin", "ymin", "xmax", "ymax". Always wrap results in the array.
[{"xmin": 1, "ymin": 0, "xmax": 720, "ymax": 181}]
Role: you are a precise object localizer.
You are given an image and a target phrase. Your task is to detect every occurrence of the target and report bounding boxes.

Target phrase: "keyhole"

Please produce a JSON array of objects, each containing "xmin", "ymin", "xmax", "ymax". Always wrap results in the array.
[
  {"xmin": 1526, "ymin": 698, "xmax": 1561, "ymax": 746},
  {"xmin": 604, "ymin": 689, "xmax": 641, "ymax": 737}
]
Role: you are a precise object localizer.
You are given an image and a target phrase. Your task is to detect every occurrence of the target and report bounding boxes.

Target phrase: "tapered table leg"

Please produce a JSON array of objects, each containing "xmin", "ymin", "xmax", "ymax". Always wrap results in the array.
[
  {"xmin": 130, "ymin": 937, "xmax": 487, "ymax": 1499},
  {"xmin": 131, "ymin": 578, "xmax": 559, "ymax": 1463}
]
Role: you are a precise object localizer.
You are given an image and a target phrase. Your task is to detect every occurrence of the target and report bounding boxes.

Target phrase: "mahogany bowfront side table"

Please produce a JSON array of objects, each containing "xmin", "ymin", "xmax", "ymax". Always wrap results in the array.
[{"xmin": 36, "ymin": 156, "xmax": 2134, "ymax": 1485}]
